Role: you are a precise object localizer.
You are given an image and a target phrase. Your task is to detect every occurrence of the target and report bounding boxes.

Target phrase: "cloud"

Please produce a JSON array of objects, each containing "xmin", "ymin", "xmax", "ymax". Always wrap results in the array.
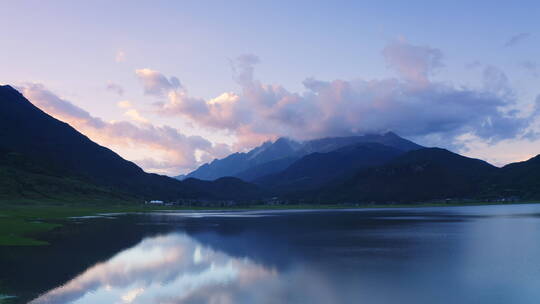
[
  {"xmin": 519, "ymin": 60, "xmax": 539, "ymax": 77},
  {"xmin": 115, "ymin": 50, "xmax": 126, "ymax": 62},
  {"xmin": 231, "ymin": 54, "xmax": 261, "ymax": 85},
  {"xmin": 504, "ymin": 33, "xmax": 531, "ymax": 47},
  {"xmin": 136, "ymin": 68, "xmax": 181, "ymax": 96},
  {"xmin": 159, "ymin": 91, "xmax": 245, "ymax": 130},
  {"xmin": 149, "ymin": 42, "xmax": 538, "ymax": 150},
  {"xmin": 19, "ymin": 83, "xmax": 229, "ymax": 175},
  {"xmin": 21, "ymin": 41, "xmax": 538, "ymax": 173},
  {"xmin": 535, "ymin": 95, "xmax": 540, "ymax": 116},
  {"xmin": 19, "ymin": 83, "xmax": 106, "ymax": 129},
  {"xmin": 124, "ymin": 109, "xmax": 149, "ymax": 124},
  {"xmin": 117, "ymin": 100, "xmax": 133, "ymax": 108},
  {"xmin": 106, "ymin": 82, "xmax": 124, "ymax": 95},
  {"xmin": 465, "ymin": 61, "xmax": 482, "ymax": 70},
  {"xmin": 482, "ymin": 65, "xmax": 514, "ymax": 98},
  {"xmin": 382, "ymin": 40, "xmax": 443, "ymax": 85}
]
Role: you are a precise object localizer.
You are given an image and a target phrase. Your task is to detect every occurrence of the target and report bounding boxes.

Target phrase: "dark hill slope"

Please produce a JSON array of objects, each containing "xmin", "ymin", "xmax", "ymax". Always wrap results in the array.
[
  {"xmin": 0, "ymin": 85, "xmax": 191, "ymax": 200},
  {"xmin": 0, "ymin": 85, "xmax": 260, "ymax": 202},
  {"xmin": 258, "ymin": 143, "xmax": 404, "ymax": 193},
  {"xmin": 0, "ymin": 148, "xmax": 128, "ymax": 202},
  {"xmin": 482, "ymin": 154, "xmax": 540, "ymax": 199},
  {"xmin": 182, "ymin": 177, "xmax": 265, "ymax": 201},
  {"xmin": 235, "ymin": 157, "xmax": 299, "ymax": 182},
  {"xmin": 320, "ymin": 148, "xmax": 498, "ymax": 203}
]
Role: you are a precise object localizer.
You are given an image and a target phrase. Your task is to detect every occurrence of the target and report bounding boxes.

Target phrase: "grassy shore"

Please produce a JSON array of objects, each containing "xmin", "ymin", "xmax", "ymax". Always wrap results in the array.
[
  {"xmin": 1, "ymin": 200, "xmax": 538, "ymax": 246},
  {"xmin": 0, "ymin": 202, "xmax": 148, "ymax": 246}
]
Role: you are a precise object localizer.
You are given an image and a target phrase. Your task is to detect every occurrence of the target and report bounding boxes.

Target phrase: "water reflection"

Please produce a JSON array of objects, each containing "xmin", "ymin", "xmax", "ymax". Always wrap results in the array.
[
  {"xmin": 30, "ymin": 233, "xmax": 280, "ymax": 304},
  {"xmin": 22, "ymin": 204, "xmax": 540, "ymax": 304}
]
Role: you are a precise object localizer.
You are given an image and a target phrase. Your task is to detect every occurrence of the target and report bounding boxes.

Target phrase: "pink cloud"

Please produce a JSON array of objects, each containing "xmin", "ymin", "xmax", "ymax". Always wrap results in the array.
[
  {"xmin": 136, "ymin": 68, "xmax": 181, "ymax": 96},
  {"xmin": 382, "ymin": 40, "xmax": 443, "ymax": 86},
  {"xmin": 149, "ymin": 44, "xmax": 534, "ymax": 151},
  {"xmin": 19, "ymin": 83, "xmax": 229, "ymax": 175}
]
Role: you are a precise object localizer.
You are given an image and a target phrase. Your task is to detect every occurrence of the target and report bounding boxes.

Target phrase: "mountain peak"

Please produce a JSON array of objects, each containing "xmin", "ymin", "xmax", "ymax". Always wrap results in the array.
[
  {"xmin": 0, "ymin": 84, "xmax": 22, "ymax": 100},
  {"xmin": 273, "ymin": 137, "xmax": 301, "ymax": 149},
  {"xmin": 0, "ymin": 84, "xmax": 36, "ymax": 111},
  {"xmin": 0, "ymin": 84, "xmax": 16, "ymax": 91},
  {"xmin": 274, "ymin": 137, "xmax": 291, "ymax": 144}
]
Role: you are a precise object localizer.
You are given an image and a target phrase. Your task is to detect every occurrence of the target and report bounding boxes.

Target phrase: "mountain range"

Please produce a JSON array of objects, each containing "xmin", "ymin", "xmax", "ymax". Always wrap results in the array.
[
  {"xmin": 184, "ymin": 132, "xmax": 422, "ymax": 181},
  {"xmin": 2, "ymin": 84, "xmax": 540, "ymax": 204}
]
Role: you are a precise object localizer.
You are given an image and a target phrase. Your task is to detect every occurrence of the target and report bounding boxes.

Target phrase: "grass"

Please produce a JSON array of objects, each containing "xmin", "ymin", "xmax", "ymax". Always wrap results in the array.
[
  {"xmin": 1, "ymin": 200, "xmax": 539, "ymax": 246},
  {"xmin": 0, "ymin": 218, "xmax": 59, "ymax": 246},
  {"xmin": 0, "ymin": 200, "xmax": 236, "ymax": 246},
  {"xmin": 0, "ymin": 201, "xmax": 145, "ymax": 246}
]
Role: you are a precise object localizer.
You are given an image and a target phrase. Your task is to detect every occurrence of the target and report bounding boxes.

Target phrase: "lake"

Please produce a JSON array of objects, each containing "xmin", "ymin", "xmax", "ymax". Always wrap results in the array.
[{"xmin": 2, "ymin": 204, "xmax": 540, "ymax": 303}]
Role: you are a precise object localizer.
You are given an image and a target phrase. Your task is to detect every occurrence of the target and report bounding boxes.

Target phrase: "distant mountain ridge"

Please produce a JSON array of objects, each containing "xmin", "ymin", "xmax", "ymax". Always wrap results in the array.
[
  {"xmin": 185, "ymin": 132, "xmax": 423, "ymax": 181},
  {"xmin": 187, "ymin": 126, "xmax": 540, "ymax": 203},
  {"xmin": 314, "ymin": 148, "xmax": 500, "ymax": 202},
  {"xmin": 481, "ymin": 154, "xmax": 540, "ymax": 199},
  {"xmin": 256, "ymin": 142, "xmax": 405, "ymax": 193},
  {"xmin": 184, "ymin": 138, "xmax": 301, "ymax": 181}
]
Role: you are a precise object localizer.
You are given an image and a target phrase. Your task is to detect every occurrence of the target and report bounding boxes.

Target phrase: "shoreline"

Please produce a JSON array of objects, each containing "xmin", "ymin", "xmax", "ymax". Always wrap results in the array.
[{"xmin": 1, "ymin": 200, "xmax": 539, "ymax": 246}]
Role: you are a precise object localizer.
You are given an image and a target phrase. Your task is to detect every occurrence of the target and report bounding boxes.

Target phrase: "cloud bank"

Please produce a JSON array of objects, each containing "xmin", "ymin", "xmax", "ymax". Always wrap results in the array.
[{"xmin": 150, "ymin": 41, "xmax": 537, "ymax": 150}]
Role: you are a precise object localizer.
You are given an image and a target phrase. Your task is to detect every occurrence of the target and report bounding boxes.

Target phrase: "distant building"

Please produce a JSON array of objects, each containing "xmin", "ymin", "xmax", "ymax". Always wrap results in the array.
[{"xmin": 148, "ymin": 200, "xmax": 164, "ymax": 205}]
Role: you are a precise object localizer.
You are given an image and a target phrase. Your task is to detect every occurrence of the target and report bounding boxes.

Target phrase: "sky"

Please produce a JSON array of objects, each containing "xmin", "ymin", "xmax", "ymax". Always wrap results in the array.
[{"xmin": 1, "ymin": 0, "xmax": 539, "ymax": 175}]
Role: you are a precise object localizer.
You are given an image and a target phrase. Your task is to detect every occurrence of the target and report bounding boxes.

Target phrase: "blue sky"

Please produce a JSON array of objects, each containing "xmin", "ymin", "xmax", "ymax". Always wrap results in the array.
[{"xmin": 1, "ymin": 1, "xmax": 539, "ymax": 175}]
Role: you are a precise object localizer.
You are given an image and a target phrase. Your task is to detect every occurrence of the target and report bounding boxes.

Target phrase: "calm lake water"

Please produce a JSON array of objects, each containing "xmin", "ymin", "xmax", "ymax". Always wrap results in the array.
[{"xmin": 2, "ymin": 204, "xmax": 540, "ymax": 303}]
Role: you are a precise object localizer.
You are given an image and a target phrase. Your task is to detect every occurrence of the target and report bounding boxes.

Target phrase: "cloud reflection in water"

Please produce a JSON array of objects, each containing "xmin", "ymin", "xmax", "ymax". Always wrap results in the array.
[{"xmin": 30, "ymin": 233, "xmax": 285, "ymax": 304}]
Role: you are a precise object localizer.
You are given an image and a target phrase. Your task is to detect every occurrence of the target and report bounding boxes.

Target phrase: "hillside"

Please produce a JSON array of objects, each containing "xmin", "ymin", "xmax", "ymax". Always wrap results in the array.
[
  {"xmin": 316, "ymin": 148, "xmax": 499, "ymax": 203},
  {"xmin": 235, "ymin": 157, "xmax": 300, "ymax": 181},
  {"xmin": 0, "ymin": 85, "xmax": 260, "ymax": 202},
  {"xmin": 481, "ymin": 154, "xmax": 540, "ymax": 199},
  {"xmin": 182, "ymin": 177, "xmax": 265, "ymax": 200},
  {"xmin": 258, "ymin": 143, "xmax": 405, "ymax": 193},
  {"xmin": 0, "ymin": 148, "xmax": 130, "ymax": 203}
]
